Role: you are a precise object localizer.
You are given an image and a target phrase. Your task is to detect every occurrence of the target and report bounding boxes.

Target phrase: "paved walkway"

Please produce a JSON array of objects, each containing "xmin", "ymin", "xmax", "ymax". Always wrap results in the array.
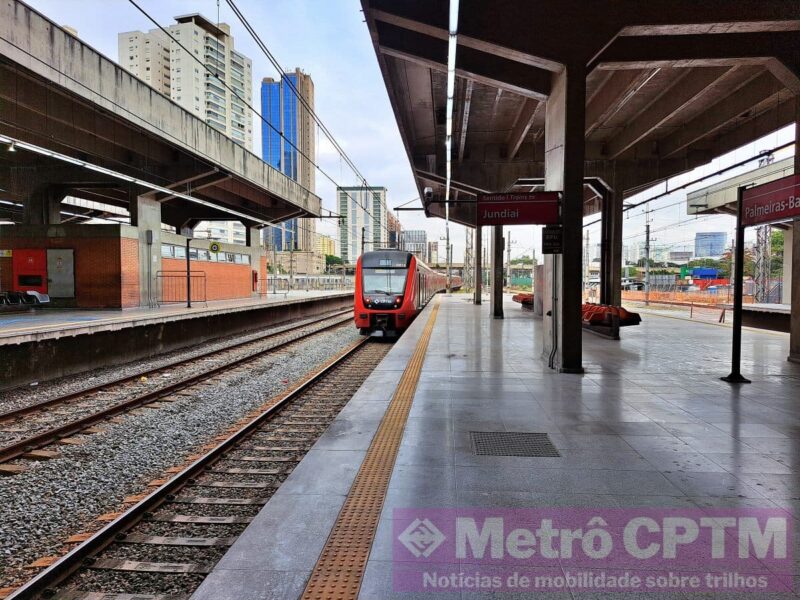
[{"xmin": 193, "ymin": 294, "xmax": 800, "ymax": 599}]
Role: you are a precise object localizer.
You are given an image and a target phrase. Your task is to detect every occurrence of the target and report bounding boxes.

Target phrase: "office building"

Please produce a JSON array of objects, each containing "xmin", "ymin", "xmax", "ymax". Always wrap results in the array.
[
  {"xmin": 337, "ymin": 186, "xmax": 387, "ymax": 264},
  {"xmin": 261, "ymin": 69, "xmax": 316, "ymax": 251},
  {"xmin": 695, "ymin": 232, "xmax": 727, "ymax": 258},
  {"xmin": 427, "ymin": 241, "xmax": 439, "ymax": 264},
  {"xmin": 387, "ymin": 212, "xmax": 402, "ymax": 250},
  {"xmin": 402, "ymin": 230, "xmax": 427, "ymax": 260}
]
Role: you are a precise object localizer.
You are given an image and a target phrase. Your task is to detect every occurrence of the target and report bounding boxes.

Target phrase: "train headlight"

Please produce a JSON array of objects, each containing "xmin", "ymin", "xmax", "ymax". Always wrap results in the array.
[{"xmin": 394, "ymin": 296, "xmax": 402, "ymax": 305}]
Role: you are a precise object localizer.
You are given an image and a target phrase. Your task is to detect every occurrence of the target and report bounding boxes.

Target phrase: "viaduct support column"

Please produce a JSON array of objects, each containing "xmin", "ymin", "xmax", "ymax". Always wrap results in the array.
[
  {"xmin": 790, "ymin": 97, "xmax": 800, "ymax": 363},
  {"xmin": 24, "ymin": 187, "xmax": 64, "ymax": 225},
  {"xmin": 474, "ymin": 226, "xmax": 482, "ymax": 305},
  {"xmin": 542, "ymin": 64, "xmax": 586, "ymax": 373},
  {"xmin": 130, "ymin": 194, "xmax": 162, "ymax": 308},
  {"xmin": 491, "ymin": 225, "xmax": 504, "ymax": 318}
]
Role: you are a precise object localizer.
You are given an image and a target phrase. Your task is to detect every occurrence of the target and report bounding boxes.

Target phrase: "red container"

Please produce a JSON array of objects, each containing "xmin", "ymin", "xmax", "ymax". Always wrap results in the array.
[{"xmin": 12, "ymin": 249, "xmax": 47, "ymax": 293}]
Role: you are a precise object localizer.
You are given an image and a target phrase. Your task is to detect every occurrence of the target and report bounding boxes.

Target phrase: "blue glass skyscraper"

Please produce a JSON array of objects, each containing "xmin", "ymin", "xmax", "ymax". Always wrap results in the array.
[{"xmin": 261, "ymin": 69, "xmax": 315, "ymax": 251}]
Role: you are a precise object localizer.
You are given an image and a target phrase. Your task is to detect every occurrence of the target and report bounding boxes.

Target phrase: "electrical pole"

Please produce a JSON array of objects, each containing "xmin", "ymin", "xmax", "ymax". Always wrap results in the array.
[
  {"xmin": 289, "ymin": 242, "xmax": 294, "ymax": 291},
  {"xmin": 361, "ymin": 226, "xmax": 366, "ymax": 257},
  {"xmin": 644, "ymin": 209, "xmax": 651, "ymax": 305},
  {"xmin": 506, "ymin": 230, "xmax": 512, "ymax": 289},
  {"xmin": 583, "ymin": 230, "xmax": 589, "ymax": 298}
]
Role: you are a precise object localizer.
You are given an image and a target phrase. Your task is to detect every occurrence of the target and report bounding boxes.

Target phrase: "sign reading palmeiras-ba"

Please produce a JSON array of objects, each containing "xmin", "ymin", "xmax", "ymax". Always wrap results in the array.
[
  {"xmin": 477, "ymin": 192, "xmax": 560, "ymax": 226},
  {"xmin": 742, "ymin": 174, "xmax": 800, "ymax": 227}
]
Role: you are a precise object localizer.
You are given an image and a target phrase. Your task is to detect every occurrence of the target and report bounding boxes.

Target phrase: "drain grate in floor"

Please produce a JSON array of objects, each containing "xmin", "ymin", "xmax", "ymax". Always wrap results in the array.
[{"xmin": 470, "ymin": 431, "xmax": 561, "ymax": 457}]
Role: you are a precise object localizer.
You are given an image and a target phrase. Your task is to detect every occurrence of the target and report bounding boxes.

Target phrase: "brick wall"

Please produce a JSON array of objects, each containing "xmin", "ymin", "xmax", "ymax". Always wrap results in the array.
[
  {"xmin": 0, "ymin": 235, "xmax": 124, "ymax": 307},
  {"xmin": 0, "ymin": 256, "xmax": 11, "ymax": 292},
  {"xmin": 120, "ymin": 237, "xmax": 140, "ymax": 308},
  {"xmin": 162, "ymin": 258, "xmax": 254, "ymax": 302}
]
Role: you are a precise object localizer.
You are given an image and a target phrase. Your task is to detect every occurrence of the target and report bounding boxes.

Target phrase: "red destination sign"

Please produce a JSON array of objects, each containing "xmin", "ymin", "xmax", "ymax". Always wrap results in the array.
[
  {"xmin": 477, "ymin": 192, "xmax": 560, "ymax": 226},
  {"xmin": 742, "ymin": 174, "xmax": 800, "ymax": 227}
]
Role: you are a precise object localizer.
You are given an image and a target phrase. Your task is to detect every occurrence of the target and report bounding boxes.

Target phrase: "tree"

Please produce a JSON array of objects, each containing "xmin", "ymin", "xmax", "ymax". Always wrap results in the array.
[
  {"xmin": 325, "ymin": 254, "xmax": 343, "ymax": 267},
  {"xmin": 770, "ymin": 230, "xmax": 784, "ymax": 277}
]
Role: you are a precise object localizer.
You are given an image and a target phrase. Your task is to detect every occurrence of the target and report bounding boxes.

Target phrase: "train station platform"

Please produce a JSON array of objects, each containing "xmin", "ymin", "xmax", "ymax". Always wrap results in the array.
[
  {"xmin": 0, "ymin": 291, "xmax": 353, "ymax": 389},
  {"xmin": 192, "ymin": 294, "xmax": 800, "ymax": 600}
]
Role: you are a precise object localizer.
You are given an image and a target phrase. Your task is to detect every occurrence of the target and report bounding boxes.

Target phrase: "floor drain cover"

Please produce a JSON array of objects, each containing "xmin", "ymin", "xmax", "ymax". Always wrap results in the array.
[{"xmin": 470, "ymin": 432, "xmax": 560, "ymax": 457}]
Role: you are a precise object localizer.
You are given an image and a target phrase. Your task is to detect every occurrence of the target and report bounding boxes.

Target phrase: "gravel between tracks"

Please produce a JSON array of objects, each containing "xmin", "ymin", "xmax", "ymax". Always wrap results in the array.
[
  {"xmin": 0, "ymin": 309, "xmax": 347, "ymax": 414},
  {"xmin": 0, "ymin": 324, "xmax": 361, "ymax": 589}
]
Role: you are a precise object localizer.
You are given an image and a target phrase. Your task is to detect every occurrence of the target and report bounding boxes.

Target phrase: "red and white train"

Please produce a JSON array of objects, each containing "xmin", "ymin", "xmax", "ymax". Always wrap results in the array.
[{"xmin": 354, "ymin": 250, "xmax": 460, "ymax": 335}]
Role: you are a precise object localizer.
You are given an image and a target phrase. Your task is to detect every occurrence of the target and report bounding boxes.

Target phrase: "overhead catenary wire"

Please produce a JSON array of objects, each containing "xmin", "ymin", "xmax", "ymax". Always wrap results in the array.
[{"xmin": 126, "ymin": 0, "xmax": 389, "ymax": 238}]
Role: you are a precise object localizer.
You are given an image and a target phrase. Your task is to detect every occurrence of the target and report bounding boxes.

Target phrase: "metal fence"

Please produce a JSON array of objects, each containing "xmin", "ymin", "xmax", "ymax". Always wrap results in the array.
[{"xmin": 157, "ymin": 271, "xmax": 207, "ymax": 305}]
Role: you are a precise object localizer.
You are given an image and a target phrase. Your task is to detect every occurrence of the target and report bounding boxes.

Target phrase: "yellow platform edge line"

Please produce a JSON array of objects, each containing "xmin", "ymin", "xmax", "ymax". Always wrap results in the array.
[{"xmin": 300, "ymin": 299, "xmax": 441, "ymax": 600}]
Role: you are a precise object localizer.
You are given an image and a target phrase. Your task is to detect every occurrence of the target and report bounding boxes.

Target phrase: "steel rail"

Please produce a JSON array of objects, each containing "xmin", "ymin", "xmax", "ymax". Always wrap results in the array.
[
  {"xmin": 7, "ymin": 337, "xmax": 371, "ymax": 600},
  {"xmin": 0, "ymin": 309, "xmax": 351, "ymax": 422},
  {"xmin": 0, "ymin": 314, "xmax": 353, "ymax": 464}
]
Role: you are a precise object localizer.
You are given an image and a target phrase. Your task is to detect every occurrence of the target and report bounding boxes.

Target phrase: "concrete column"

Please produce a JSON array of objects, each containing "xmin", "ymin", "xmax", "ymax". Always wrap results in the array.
[
  {"xmin": 791, "ymin": 98, "xmax": 800, "ymax": 363},
  {"xmin": 542, "ymin": 65, "xmax": 586, "ymax": 373},
  {"xmin": 491, "ymin": 225, "xmax": 504, "ymax": 318},
  {"xmin": 246, "ymin": 226, "xmax": 260, "ymax": 248},
  {"xmin": 600, "ymin": 189, "xmax": 623, "ymax": 306},
  {"xmin": 24, "ymin": 187, "xmax": 64, "ymax": 225},
  {"xmin": 130, "ymin": 194, "xmax": 162, "ymax": 307},
  {"xmin": 783, "ymin": 227, "xmax": 793, "ymax": 305},
  {"xmin": 474, "ymin": 226, "xmax": 482, "ymax": 305}
]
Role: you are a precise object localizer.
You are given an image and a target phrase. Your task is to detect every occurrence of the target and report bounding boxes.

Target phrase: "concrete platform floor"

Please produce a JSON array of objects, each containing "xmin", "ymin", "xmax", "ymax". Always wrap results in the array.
[
  {"xmin": 0, "ymin": 290, "xmax": 352, "ymax": 342},
  {"xmin": 192, "ymin": 294, "xmax": 800, "ymax": 600}
]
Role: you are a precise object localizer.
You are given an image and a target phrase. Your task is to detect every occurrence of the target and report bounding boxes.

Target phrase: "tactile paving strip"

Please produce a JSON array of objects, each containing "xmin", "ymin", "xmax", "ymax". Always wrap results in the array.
[
  {"xmin": 301, "ymin": 300, "xmax": 440, "ymax": 600},
  {"xmin": 470, "ymin": 431, "xmax": 561, "ymax": 457}
]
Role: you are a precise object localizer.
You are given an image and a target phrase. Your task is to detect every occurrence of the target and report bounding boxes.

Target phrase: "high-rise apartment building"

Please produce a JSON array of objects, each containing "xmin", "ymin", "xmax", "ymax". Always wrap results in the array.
[
  {"xmin": 316, "ymin": 234, "xmax": 336, "ymax": 257},
  {"xmin": 337, "ymin": 187, "xmax": 387, "ymax": 264},
  {"xmin": 119, "ymin": 14, "xmax": 253, "ymax": 149},
  {"xmin": 119, "ymin": 15, "xmax": 253, "ymax": 245},
  {"xmin": 261, "ymin": 69, "xmax": 316, "ymax": 252}
]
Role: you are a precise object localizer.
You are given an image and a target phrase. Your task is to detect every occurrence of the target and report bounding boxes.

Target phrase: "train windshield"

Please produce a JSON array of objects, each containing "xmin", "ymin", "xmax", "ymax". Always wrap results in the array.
[{"xmin": 362, "ymin": 268, "xmax": 407, "ymax": 295}]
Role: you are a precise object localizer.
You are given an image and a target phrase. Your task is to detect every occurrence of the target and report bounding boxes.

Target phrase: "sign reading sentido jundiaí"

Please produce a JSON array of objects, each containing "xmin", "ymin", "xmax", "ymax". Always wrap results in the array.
[
  {"xmin": 477, "ymin": 192, "xmax": 560, "ymax": 226},
  {"xmin": 742, "ymin": 174, "xmax": 800, "ymax": 227}
]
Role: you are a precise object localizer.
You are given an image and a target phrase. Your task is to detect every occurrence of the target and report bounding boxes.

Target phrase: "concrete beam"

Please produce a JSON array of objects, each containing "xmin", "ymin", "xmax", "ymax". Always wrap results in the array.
[
  {"xmin": 658, "ymin": 71, "xmax": 784, "ymax": 158},
  {"xmin": 457, "ymin": 80, "xmax": 474, "ymax": 162},
  {"xmin": 506, "ymin": 99, "xmax": 544, "ymax": 159},
  {"xmin": 585, "ymin": 69, "xmax": 659, "ymax": 135},
  {"xmin": 376, "ymin": 21, "xmax": 551, "ymax": 100},
  {"xmin": 593, "ymin": 32, "xmax": 800, "ymax": 71},
  {"xmin": 790, "ymin": 97, "xmax": 800, "ymax": 364},
  {"xmin": 605, "ymin": 67, "xmax": 730, "ymax": 159}
]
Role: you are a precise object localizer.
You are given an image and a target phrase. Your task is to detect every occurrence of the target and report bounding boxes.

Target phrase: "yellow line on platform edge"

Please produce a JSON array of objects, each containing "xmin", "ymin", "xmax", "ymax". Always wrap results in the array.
[{"xmin": 301, "ymin": 298, "xmax": 441, "ymax": 600}]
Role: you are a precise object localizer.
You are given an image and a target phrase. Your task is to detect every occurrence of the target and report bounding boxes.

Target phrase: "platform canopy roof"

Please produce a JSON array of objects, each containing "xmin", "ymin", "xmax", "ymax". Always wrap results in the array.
[{"xmin": 361, "ymin": 0, "xmax": 800, "ymax": 227}]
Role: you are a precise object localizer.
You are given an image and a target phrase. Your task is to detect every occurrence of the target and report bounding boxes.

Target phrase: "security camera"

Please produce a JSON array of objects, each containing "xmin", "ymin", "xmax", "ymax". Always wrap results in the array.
[{"xmin": 423, "ymin": 187, "xmax": 433, "ymax": 201}]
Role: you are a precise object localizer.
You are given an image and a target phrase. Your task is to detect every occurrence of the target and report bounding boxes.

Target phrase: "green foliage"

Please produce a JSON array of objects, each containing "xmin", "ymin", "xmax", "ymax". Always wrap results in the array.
[{"xmin": 325, "ymin": 254, "xmax": 343, "ymax": 266}]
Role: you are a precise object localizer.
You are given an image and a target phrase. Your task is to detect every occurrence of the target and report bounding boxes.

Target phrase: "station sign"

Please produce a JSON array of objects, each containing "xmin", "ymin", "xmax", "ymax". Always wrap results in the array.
[
  {"xmin": 742, "ymin": 174, "xmax": 800, "ymax": 227},
  {"xmin": 476, "ymin": 192, "xmax": 560, "ymax": 226},
  {"xmin": 541, "ymin": 225, "xmax": 563, "ymax": 254},
  {"xmin": 209, "ymin": 241, "xmax": 221, "ymax": 253}
]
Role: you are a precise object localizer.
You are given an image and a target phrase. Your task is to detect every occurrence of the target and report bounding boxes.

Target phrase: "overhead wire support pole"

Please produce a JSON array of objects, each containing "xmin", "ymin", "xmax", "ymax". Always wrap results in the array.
[{"xmin": 722, "ymin": 185, "xmax": 752, "ymax": 384}]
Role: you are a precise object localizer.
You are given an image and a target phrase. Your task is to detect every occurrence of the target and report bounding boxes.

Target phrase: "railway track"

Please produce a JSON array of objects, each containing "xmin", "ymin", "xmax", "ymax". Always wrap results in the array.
[
  {"xmin": 0, "ymin": 310, "xmax": 352, "ymax": 473},
  {"xmin": 7, "ymin": 337, "xmax": 389, "ymax": 600}
]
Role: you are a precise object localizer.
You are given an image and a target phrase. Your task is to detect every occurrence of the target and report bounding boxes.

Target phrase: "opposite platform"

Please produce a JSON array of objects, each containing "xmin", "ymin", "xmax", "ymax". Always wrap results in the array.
[
  {"xmin": 0, "ymin": 291, "xmax": 352, "ymax": 389},
  {"xmin": 193, "ymin": 294, "xmax": 800, "ymax": 600}
]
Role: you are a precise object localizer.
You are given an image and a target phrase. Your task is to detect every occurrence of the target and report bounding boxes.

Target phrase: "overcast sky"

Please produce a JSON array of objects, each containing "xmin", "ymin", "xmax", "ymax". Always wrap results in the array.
[{"xmin": 24, "ymin": 0, "xmax": 796, "ymax": 263}]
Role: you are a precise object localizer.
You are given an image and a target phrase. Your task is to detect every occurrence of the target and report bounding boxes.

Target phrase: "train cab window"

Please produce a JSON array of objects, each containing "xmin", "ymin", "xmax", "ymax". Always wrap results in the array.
[{"xmin": 362, "ymin": 268, "xmax": 407, "ymax": 295}]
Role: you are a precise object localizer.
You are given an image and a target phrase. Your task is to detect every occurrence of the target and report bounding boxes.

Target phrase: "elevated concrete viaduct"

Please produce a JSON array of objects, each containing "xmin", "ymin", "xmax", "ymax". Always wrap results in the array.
[
  {"xmin": 362, "ymin": 0, "xmax": 800, "ymax": 371},
  {"xmin": 0, "ymin": 1, "xmax": 321, "ymax": 306}
]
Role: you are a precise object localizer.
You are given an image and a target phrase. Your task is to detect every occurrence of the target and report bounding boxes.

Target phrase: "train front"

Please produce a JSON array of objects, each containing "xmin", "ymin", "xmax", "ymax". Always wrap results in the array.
[{"xmin": 355, "ymin": 250, "xmax": 415, "ymax": 336}]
